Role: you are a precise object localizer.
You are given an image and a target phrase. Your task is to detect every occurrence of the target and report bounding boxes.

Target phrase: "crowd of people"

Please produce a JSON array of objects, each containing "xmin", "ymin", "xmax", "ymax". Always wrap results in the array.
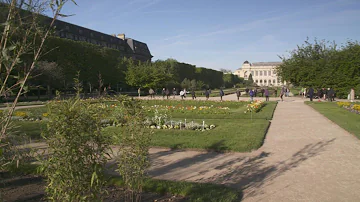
[{"xmin": 138, "ymin": 86, "xmax": 356, "ymax": 102}]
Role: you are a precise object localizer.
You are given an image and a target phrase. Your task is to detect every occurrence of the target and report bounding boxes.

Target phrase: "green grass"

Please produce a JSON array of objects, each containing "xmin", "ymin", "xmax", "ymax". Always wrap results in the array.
[
  {"xmin": 306, "ymin": 101, "xmax": 360, "ymax": 139},
  {"xmin": 108, "ymin": 176, "xmax": 241, "ymax": 202},
  {"xmin": 104, "ymin": 118, "xmax": 270, "ymax": 152},
  {"xmin": 12, "ymin": 100, "xmax": 277, "ymax": 152}
]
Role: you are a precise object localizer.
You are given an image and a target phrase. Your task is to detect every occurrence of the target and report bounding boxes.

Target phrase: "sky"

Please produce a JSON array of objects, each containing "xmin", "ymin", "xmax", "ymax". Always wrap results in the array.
[{"xmin": 52, "ymin": 0, "xmax": 360, "ymax": 71}]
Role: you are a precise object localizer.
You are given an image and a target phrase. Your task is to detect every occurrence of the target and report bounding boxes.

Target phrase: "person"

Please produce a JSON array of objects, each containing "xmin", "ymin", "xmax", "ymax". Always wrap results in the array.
[
  {"xmin": 322, "ymin": 88, "xmax": 327, "ymax": 100},
  {"xmin": 300, "ymin": 87, "xmax": 304, "ymax": 96},
  {"xmin": 191, "ymin": 89, "xmax": 196, "ymax": 100},
  {"xmin": 183, "ymin": 88, "xmax": 187, "ymax": 98},
  {"xmin": 219, "ymin": 89, "xmax": 224, "ymax": 101},
  {"xmin": 327, "ymin": 87, "xmax": 334, "ymax": 102},
  {"xmin": 286, "ymin": 88, "xmax": 290, "ymax": 97},
  {"xmin": 137, "ymin": 88, "xmax": 141, "ymax": 97},
  {"xmin": 261, "ymin": 88, "xmax": 265, "ymax": 97},
  {"xmin": 303, "ymin": 87, "xmax": 307, "ymax": 98},
  {"xmin": 317, "ymin": 88, "xmax": 322, "ymax": 101},
  {"xmin": 165, "ymin": 88, "xmax": 170, "ymax": 99},
  {"xmin": 180, "ymin": 90, "xmax": 185, "ymax": 99},
  {"xmin": 249, "ymin": 89, "xmax": 254, "ymax": 102},
  {"xmin": 173, "ymin": 88, "xmax": 177, "ymax": 99},
  {"xmin": 149, "ymin": 88, "xmax": 155, "ymax": 99},
  {"xmin": 254, "ymin": 89, "xmax": 257, "ymax": 97},
  {"xmin": 265, "ymin": 88, "xmax": 269, "ymax": 101},
  {"xmin": 205, "ymin": 89, "xmax": 210, "ymax": 100},
  {"xmin": 245, "ymin": 87, "xmax": 249, "ymax": 94},
  {"xmin": 350, "ymin": 88, "xmax": 355, "ymax": 102},
  {"xmin": 308, "ymin": 87, "xmax": 314, "ymax": 101},
  {"xmin": 280, "ymin": 87, "xmax": 285, "ymax": 101},
  {"xmin": 236, "ymin": 89, "xmax": 241, "ymax": 101},
  {"xmin": 274, "ymin": 88, "xmax": 277, "ymax": 97},
  {"xmin": 162, "ymin": 88, "xmax": 166, "ymax": 99}
]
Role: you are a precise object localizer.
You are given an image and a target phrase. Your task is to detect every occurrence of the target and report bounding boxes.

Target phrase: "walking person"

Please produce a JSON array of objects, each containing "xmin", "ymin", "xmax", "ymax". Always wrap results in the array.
[
  {"xmin": 308, "ymin": 87, "xmax": 314, "ymax": 101},
  {"xmin": 205, "ymin": 89, "xmax": 210, "ymax": 100},
  {"xmin": 162, "ymin": 88, "xmax": 166, "ymax": 99},
  {"xmin": 149, "ymin": 88, "xmax": 155, "ymax": 99},
  {"xmin": 249, "ymin": 89, "xmax": 254, "ymax": 102},
  {"xmin": 254, "ymin": 89, "xmax": 257, "ymax": 97},
  {"xmin": 137, "ymin": 88, "xmax": 141, "ymax": 98},
  {"xmin": 317, "ymin": 88, "xmax": 322, "ymax": 101},
  {"xmin": 173, "ymin": 88, "xmax": 176, "ymax": 99},
  {"xmin": 219, "ymin": 89, "xmax": 224, "ymax": 101},
  {"xmin": 180, "ymin": 90, "xmax": 185, "ymax": 100},
  {"xmin": 265, "ymin": 88, "xmax": 269, "ymax": 101},
  {"xmin": 165, "ymin": 88, "xmax": 170, "ymax": 99},
  {"xmin": 191, "ymin": 89, "xmax": 196, "ymax": 100},
  {"xmin": 183, "ymin": 88, "xmax": 187, "ymax": 98},
  {"xmin": 350, "ymin": 88, "xmax": 355, "ymax": 102},
  {"xmin": 261, "ymin": 88, "xmax": 265, "ymax": 97},
  {"xmin": 236, "ymin": 89, "xmax": 241, "ymax": 101},
  {"xmin": 280, "ymin": 87, "xmax": 285, "ymax": 101},
  {"xmin": 327, "ymin": 88, "xmax": 334, "ymax": 102}
]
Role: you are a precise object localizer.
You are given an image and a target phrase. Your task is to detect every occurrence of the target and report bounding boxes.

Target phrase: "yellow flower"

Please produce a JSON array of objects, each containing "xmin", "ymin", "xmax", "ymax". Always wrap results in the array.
[{"xmin": 42, "ymin": 113, "xmax": 49, "ymax": 117}]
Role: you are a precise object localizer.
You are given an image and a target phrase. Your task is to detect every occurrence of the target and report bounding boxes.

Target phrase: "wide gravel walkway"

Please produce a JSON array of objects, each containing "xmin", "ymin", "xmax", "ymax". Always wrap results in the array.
[{"xmin": 147, "ymin": 97, "xmax": 360, "ymax": 202}]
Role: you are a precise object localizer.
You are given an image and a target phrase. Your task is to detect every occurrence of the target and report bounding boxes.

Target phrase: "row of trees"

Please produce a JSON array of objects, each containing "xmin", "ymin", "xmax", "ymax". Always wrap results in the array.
[
  {"xmin": 30, "ymin": 38, "xmax": 244, "ymax": 94},
  {"xmin": 277, "ymin": 39, "xmax": 360, "ymax": 98}
]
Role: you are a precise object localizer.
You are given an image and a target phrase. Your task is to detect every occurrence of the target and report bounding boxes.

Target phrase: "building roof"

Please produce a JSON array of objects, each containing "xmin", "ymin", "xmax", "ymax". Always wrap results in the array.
[{"xmin": 252, "ymin": 62, "xmax": 282, "ymax": 66}]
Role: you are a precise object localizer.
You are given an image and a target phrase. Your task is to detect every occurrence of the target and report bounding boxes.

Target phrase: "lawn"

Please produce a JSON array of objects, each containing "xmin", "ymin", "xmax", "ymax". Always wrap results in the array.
[
  {"xmin": 104, "ymin": 118, "xmax": 270, "ymax": 152},
  {"xmin": 306, "ymin": 101, "xmax": 360, "ymax": 139},
  {"xmin": 11, "ymin": 99, "xmax": 277, "ymax": 152}
]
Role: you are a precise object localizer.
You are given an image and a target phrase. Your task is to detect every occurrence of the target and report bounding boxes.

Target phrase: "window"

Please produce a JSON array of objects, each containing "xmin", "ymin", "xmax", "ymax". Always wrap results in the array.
[
  {"xmin": 260, "ymin": 71, "xmax": 263, "ymax": 76},
  {"xmin": 273, "ymin": 70, "xmax": 276, "ymax": 75},
  {"xmin": 269, "ymin": 80, "xmax": 271, "ymax": 83},
  {"xmin": 268, "ymin": 71, "xmax": 271, "ymax": 76},
  {"xmin": 255, "ymin": 80, "xmax": 258, "ymax": 83},
  {"xmin": 65, "ymin": 26, "xmax": 70, "ymax": 30},
  {"xmin": 90, "ymin": 33, "xmax": 94, "ymax": 37},
  {"xmin": 264, "ymin": 71, "xmax": 267, "ymax": 76},
  {"xmin": 79, "ymin": 29, "xmax": 83, "ymax": 34},
  {"xmin": 251, "ymin": 71, "xmax": 254, "ymax": 75},
  {"xmin": 255, "ymin": 71, "xmax": 258, "ymax": 76},
  {"xmin": 260, "ymin": 80, "xmax": 263, "ymax": 83},
  {"xmin": 273, "ymin": 79, "xmax": 276, "ymax": 83},
  {"xmin": 277, "ymin": 79, "xmax": 280, "ymax": 83},
  {"xmin": 264, "ymin": 80, "xmax": 267, "ymax": 83}
]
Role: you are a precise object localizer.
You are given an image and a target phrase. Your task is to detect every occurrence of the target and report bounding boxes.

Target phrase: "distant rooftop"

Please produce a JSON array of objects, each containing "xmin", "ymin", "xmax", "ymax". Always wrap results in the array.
[{"xmin": 252, "ymin": 62, "xmax": 282, "ymax": 66}]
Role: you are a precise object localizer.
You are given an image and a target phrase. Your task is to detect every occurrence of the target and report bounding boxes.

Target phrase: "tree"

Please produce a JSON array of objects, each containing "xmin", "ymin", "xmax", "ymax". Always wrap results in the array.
[
  {"xmin": 219, "ymin": 68, "xmax": 232, "ymax": 74},
  {"xmin": 190, "ymin": 79, "xmax": 197, "ymax": 90},
  {"xmin": 277, "ymin": 38, "xmax": 360, "ymax": 98},
  {"xmin": 32, "ymin": 61, "xmax": 64, "ymax": 99},
  {"xmin": 180, "ymin": 78, "xmax": 191, "ymax": 89},
  {"xmin": 0, "ymin": 0, "xmax": 77, "ymax": 168},
  {"xmin": 125, "ymin": 60, "xmax": 173, "ymax": 89}
]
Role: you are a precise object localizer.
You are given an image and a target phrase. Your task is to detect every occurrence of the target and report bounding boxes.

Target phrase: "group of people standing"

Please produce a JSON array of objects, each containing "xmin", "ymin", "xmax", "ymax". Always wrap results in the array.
[{"xmin": 304, "ymin": 87, "xmax": 336, "ymax": 102}]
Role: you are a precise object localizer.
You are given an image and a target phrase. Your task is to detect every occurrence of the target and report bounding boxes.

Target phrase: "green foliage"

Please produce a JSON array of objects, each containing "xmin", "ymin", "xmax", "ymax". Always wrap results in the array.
[
  {"xmin": 113, "ymin": 96, "xmax": 153, "ymax": 202},
  {"xmin": 180, "ymin": 78, "xmax": 191, "ymax": 89},
  {"xmin": 125, "ymin": 59, "xmax": 173, "ymax": 89},
  {"xmin": 277, "ymin": 39, "xmax": 360, "ymax": 98},
  {"xmin": 223, "ymin": 74, "xmax": 243, "ymax": 88},
  {"xmin": 40, "ymin": 97, "xmax": 111, "ymax": 201}
]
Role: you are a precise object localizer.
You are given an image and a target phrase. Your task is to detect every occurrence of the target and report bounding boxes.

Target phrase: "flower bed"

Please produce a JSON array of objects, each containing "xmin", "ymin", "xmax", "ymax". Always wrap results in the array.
[
  {"xmin": 144, "ymin": 119, "xmax": 216, "ymax": 131},
  {"xmin": 337, "ymin": 102, "xmax": 360, "ymax": 115},
  {"xmin": 244, "ymin": 100, "xmax": 266, "ymax": 113},
  {"xmin": 143, "ymin": 105, "xmax": 230, "ymax": 114}
]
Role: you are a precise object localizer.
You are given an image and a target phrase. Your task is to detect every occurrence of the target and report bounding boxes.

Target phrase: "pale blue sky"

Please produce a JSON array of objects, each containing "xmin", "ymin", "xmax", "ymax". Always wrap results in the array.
[{"xmin": 55, "ymin": 0, "xmax": 360, "ymax": 71}]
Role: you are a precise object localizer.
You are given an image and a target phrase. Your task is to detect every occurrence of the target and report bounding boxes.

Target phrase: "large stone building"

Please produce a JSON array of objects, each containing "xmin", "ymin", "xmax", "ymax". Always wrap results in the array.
[
  {"xmin": 52, "ymin": 19, "xmax": 153, "ymax": 62},
  {"xmin": 234, "ymin": 61, "xmax": 285, "ymax": 86}
]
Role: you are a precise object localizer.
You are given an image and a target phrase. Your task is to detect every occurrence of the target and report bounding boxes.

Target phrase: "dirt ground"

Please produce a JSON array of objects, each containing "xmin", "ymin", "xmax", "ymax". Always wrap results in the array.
[{"xmin": 0, "ymin": 174, "xmax": 186, "ymax": 202}]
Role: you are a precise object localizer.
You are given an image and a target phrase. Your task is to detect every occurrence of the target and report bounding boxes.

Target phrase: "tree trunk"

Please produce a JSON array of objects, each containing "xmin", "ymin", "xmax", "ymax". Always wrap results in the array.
[{"xmin": 47, "ymin": 85, "xmax": 52, "ymax": 100}]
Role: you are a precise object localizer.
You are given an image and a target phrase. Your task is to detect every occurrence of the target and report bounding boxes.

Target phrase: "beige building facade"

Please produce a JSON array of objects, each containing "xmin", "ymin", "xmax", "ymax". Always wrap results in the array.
[{"xmin": 234, "ymin": 61, "xmax": 284, "ymax": 86}]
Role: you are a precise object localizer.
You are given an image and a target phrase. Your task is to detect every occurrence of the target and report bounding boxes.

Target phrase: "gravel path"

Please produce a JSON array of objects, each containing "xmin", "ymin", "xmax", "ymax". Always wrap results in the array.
[{"xmin": 18, "ymin": 94, "xmax": 360, "ymax": 201}]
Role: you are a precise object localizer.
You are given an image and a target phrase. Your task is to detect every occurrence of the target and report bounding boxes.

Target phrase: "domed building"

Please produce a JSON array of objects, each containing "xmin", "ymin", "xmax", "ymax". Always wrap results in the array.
[{"xmin": 233, "ymin": 61, "xmax": 284, "ymax": 86}]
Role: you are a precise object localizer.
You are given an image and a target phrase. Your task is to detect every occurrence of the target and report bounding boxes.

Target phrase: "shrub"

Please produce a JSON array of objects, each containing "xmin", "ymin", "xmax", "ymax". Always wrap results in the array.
[{"xmin": 40, "ymin": 97, "xmax": 111, "ymax": 201}]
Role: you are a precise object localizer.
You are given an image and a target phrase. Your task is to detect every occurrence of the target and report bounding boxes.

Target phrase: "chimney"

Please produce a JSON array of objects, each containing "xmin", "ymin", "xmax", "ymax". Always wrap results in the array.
[{"xmin": 117, "ymin": 33, "xmax": 125, "ymax": 40}]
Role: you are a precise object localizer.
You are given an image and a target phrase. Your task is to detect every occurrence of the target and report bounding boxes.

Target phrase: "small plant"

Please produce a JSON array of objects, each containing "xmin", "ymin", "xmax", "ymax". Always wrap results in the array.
[
  {"xmin": 14, "ymin": 111, "xmax": 28, "ymax": 118},
  {"xmin": 40, "ymin": 96, "xmax": 111, "ymax": 201},
  {"xmin": 114, "ymin": 96, "xmax": 153, "ymax": 202}
]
